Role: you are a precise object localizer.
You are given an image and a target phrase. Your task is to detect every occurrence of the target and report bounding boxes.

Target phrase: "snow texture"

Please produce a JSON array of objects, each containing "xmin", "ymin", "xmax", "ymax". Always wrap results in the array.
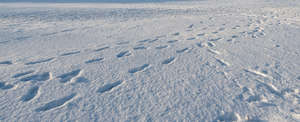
[{"xmin": 0, "ymin": 0, "xmax": 300, "ymax": 121}]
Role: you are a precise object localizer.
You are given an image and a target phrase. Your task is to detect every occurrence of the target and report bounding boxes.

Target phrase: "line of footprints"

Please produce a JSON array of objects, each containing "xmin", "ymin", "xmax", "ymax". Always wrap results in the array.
[{"xmin": 1, "ymin": 20, "xmax": 297, "ymax": 114}]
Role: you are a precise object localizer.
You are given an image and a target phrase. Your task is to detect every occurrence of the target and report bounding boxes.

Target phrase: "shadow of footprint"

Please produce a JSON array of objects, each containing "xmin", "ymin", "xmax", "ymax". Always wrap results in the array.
[
  {"xmin": 0, "ymin": 61, "xmax": 13, "ymax": 65},
  {"xmin": 0, "ymin": 82, "xmax": 14, "ymax": 90}
]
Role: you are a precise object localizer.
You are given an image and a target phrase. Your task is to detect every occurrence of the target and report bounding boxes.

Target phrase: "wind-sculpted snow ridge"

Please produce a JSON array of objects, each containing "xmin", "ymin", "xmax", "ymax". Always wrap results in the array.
[{"xmin": 0, "ymin": 0, "xmax": 300, "ymax": 121}]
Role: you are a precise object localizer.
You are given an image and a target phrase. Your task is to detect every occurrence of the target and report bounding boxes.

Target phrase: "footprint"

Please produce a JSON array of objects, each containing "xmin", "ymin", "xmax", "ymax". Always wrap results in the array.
[
  {"xmin": 246, "ymin": 94, "xmax": 263, "ymax": 103},
  {"xmin": 94, "ymin": 46, "xmax": 109, "ymax": 52},
  {"xmin": 227, "ymin": 39, "xmax": 233, "ymax": 42},
  {"xmin": 196, "ymin": 42, "xmax": 205, "ymax": 48},
  {"xmin": 35, "ymin": 93, "xmax": 77, "ymax": 112},
  {"xmin": 116, "ymin": 41, "xmax": 130, "ymax": 45},
  {"xmin": 16, "ymin": 36, "xmax": 31, "ymax": 41},
  {"xmin": 41, "ymin": 32, "xmax": 58, "ymax": 36},
  {"xmin": 162, "ymin": 57, "xmax": 176, "ymax": 65},
  {"xmin": 0, "ymin": 82, "xmax": 14, "ymax": 90},
  {"xmin": 219, "ymin": 27, "xmax": 225, "ymax": 31},
  {"xmin": 117, "ymin": 50, "xmax": 131, "ymax": 58},
  {"xmin": 188, "ymin": 24, "xmax": 194, "ymax": 28},
  {"xmin": 207, "ymin": 42, "xmax": 215, "ymax": 47},
  {"xmin": 74, "ymin": 77, "xmax": 89, "ymax": 83},
  {"xmin": 61, "ymin": 28, "xmax": 75, "ymax": 33},
  {"xmin": 215, "ymin": 112, "xmax": 241, "ymax": 122},
  {"xmin": 25, "ymin": 58, "xmax": 54, "ymax": 65},
  {"xmin": 58, "ymin": 69, "xmax": 81, "ymax": 83},
  {"xmin": 207, "ymin": 49, "xmax": 221, "ymax": 55},
  {"xmin": 172, "ymin": 32, "xmax": 180, "ymax": 36},
  {"xmin": 232, "ymin": 35, "xmax": 238, "ymax": 39},
  {"xmin": 212, "ymin": 31, "xmax": 218, "ymax": 34},
  {"xmin": 133, "ymin": 46, "xmax": 147, "ymax": 50},
  {"xmin": 21, "ymin": 86, "xmax": 39, "ymax": 102},
  {"xmin": 197, "ymin": 33, "xmax": 205, "ymax": 37},
  {"xmin": 256, "ymin": 81, "xmax": 283, "ymax": 98},
  {"xmin": 167, "ymin": 40, "xmax": 178, "ymax": 43},
  {"xmin": 232, "ymin": 25, "xmax": 241, "ymax": 29},
  {"xmin": 216, "ymin": 58, "xmax": 230, "ymax": 66},
  {"xmin": 0, "ymin": 41, "xmax": 9, "ymax": 44},
  {"xmin": 97, "ymin": 80, "xmax": 123, "ymax": 94},
  {"xmin": 209, "ymin": 38, "xmax": 222, "ymax": 42},
  {"xmin": 0, "ymin": 61, "xmax": 12, "ymax": 65},
  {"xmin": 85, "ymin": 58, "xmax": 104, "ymax": 64},
  {"xmin": 128, "ymin": 64, "xmax": 150, "ymax": 74},
  {"xmin": 155, "ymin": 45, "xmax": 168, "ymax": 49},
  {"xmin": 244, "ymin": 69, "xmax": 272, "ymax": 79},
  {"xmin": 20, "ymin": 72, "xmax": 51, "ymax": 82},
  {"xmin": 148, "ymin": 39, "xmax": 158, "ymax": 43},
  {"xmin": 139, "ymin": 39, "xmax": 150, "ymax": 43},
  {"xmin": 13, "ymin": 70, "xmax": 35, "ymax": 78},
  {"xmin": 176, "ymin": 48, "xmax": 189, "ymax": 53},
  {"xmin": 60, "ymin": 51, "xmax": 80, "ymax": 56},
  {"xmin": 187, "ymin": 37, "xmax": 196, "ymax": 40}
]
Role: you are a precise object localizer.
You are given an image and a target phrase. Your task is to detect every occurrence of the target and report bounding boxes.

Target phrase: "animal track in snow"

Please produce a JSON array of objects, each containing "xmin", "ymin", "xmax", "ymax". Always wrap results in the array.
[
  {"xmin": 167, "ymin": 40, "xmax": 178, "ymax": 43},
  {"xmin": 20, "ymin": 72, "xmax": 51, "ymax": 82},
  {"xmin": 61, "ymin": 28, "xmax": 75, "ymax": 33},
  {"xmin": 133, "ymin": 45, "xmax": 147, "ymax": 50},
  {"xmin": 21, "ymin": 86, "xmax": 39, "ymax": 102},
  {"xmin": 218, "ymin": 27, "xmax": 226, "ymax": 31},
  {"xmin": 16, "ymin": 36, "xmax": 31, "ymax": 41},
  {"xmin": 58, "ymin": 69, "xmax": 81, "ymax": 83},
  {"xmin": 162, "ymin": 57, "xmax": 176, "ymax": 65},
  {"xmin": 41, "ymin": 32, "xmax": 58, "ymax": 36},
  {"xmin": 35, "ymin": 93, "xmax": 77, "ymax": 112},
  {"xmin": 207, "ymin": 49, "xmax": 221, "ymax": 55},
  {"xmin": 116, "ymin": 41, "xmax": 130, "ymax": 45},
  {"xmin": 216, "ymin": 58, "xmax": 230, "ymax": 66},
  {"xmin": 97, "ymin": 80, "xmax": 123, "ymax": 94},
  {"xmin": 60, "ymin": 51, "xmax": 80, "ymax": 56},
  {"xmin": 176, "ymin": 48, "xmax": 189, "ymax": 53},
  {"xmin": 197, "ymin": 33, "xmax": 205, "ymax": 37},
  {"xmin": 244, "ymin": 69, "xmax": 273, "ymax": 79},
  {"xmin": 172, "ymin": 32, "xmax": 180, "ymax": 36},
  {"xmin": 209, "ymin": 38, "xmax": 222, "ymax": 42},
  {"xmin": 207, "ymin": 42, "xmax": 215, "ymax": 47},
  {"xmin": 94, "ymin": 46, "xmax": 109, "ymax": 52},
  {"xmin": 155, "ymin": 45, "xmax": 168, "ymax": 49},
  {"xmin": 139, "ymin": 39, "xmax": 150, "ymax": 43},
  {"xmin": 0, "ymin": 61, "xmax": 12, "ymax": 65},
  {"xmin": 187, "ymin": 37, "xmax": 196, "ymax": 40},
  {"xmin": 232, "ymin": 35, "xmax": 239, "ymax": 39},
  {"xmin": 212, "ymin": 31, "xmax": 218, "ymax": 34},
  {"xmin": 117, "ymin": 50, "xmax": 131, "ymax": 58},
  {"xmin": 188, "ymin": 24, "xmax": 194, "ymax": 28},
  {"xmin": 25, "ymin": 58, "xmax": 54, "ymax": 65},
  {"xmin": 215, "ymin": 112, "xmax": 241, "ymax": 122},
  {"xmin": 13, "ymin": 70, "xmax": 35, "ymax": 78},
  {"xmin": 74, "ymin": 77, "xmax": 89, "ymax": 83},
  {"xmin": 256, "ymin": 80, "xmax": 283, "ymax": 98},
  {"xmin": 196, "ymin": 42, "xmax": 205, "ymax": 48},
  {"xmin": 0, "ymin": 41, "xmax": 9, "ymax": 44},
  {"xmin": 0, "ymin": 82, "xmax": 14, "ymax": 90},
  {"xmin": 148, "ymin": 39, "xmax": 158, "ymax": 43},
  {"xmin": 232, "ymin": 25, "xmax": 241, "ymax": 29},
  {"xmin": 85, "ymin": 58, "xmax": 104, "ymax": 64},
  {"xmin": 128, "ymin": 64, "xmax": 150, "ymax": 73}
]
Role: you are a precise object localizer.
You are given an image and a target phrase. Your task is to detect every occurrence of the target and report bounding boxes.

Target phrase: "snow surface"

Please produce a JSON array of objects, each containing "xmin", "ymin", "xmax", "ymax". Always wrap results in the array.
[{"xmin": 0, "ymin": 0, "xmax": 300, "ymax": 121}]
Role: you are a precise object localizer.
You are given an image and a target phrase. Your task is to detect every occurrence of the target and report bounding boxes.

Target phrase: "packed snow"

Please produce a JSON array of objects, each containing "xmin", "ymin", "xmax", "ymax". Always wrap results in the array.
[{"xmin": 0, "ymin": 0, "xmax": 300, "ymax": 121}]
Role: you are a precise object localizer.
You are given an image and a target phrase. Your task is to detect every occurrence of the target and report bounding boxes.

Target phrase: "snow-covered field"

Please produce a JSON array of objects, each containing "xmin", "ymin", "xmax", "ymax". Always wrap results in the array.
[{"xmin": 0, "ymin": 0, "xmax": 300, "ymax": 121}]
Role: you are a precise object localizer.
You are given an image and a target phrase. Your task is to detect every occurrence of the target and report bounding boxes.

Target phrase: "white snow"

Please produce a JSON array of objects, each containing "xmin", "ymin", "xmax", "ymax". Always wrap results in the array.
[{"xmin": 0, "ymin": 0, "xmax": 300, "ymax": 121}]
